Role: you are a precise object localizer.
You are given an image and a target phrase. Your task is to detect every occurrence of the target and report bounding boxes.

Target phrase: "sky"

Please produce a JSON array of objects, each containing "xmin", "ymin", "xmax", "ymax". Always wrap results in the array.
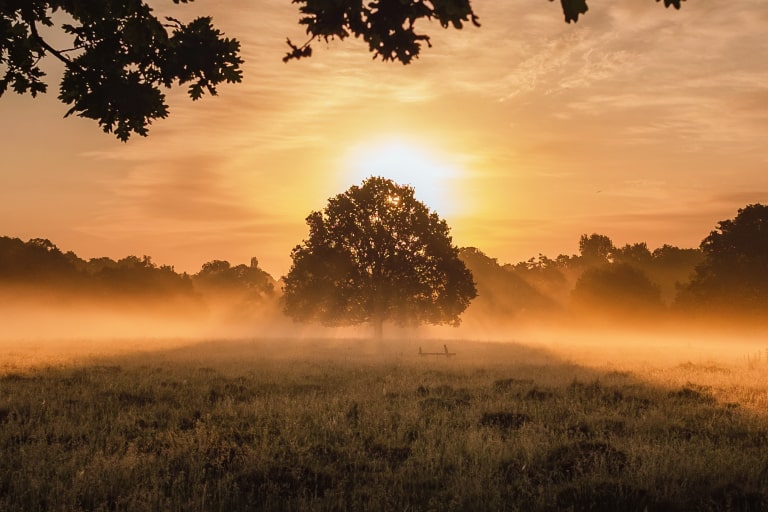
[{"xmin": 1, "ymin": 0, "xmax": 767, "ymax": 278}]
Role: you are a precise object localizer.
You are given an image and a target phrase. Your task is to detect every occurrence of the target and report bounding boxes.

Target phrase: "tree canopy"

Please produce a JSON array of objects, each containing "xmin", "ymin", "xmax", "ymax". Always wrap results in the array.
[
  {"xmin": 578, "ymin": 233, "xmax": 614, "ymax": 265},
  {"xmin": 0, "ymin": 235, "xmax": 195, "ymax": 298},
  {"xmin": 459, "ymin": 247, "xmax": 555, "ymax": 322},
  {"xmin": 193, "ymin": 258, "xmax": 275, "ymax": 302},
  {"xmin": 677, "ymin": 203, "xmax": 768, "ymax": 314},
  {"xmin": 287, "ymin": 0, "xmax": 685, "ymax": 63},
  {"xmin": 2, "ymin": 0, "xmax": 687, "ymax": 140},
  {"xmin": 571, "ymin": 263, "xmax": 663, "ymax": 320},
  {"xmin": 1, "ymin": 0, "xmax": 243, "ymax": 141},
  {"xmin": 281, "ymin": 177, "xmax": 477, "ymax": 337}
]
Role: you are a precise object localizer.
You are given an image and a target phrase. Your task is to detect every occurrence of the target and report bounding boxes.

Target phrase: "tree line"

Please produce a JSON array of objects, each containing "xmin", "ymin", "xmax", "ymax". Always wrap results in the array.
[
  {"xmin": 460, "ymin": 203, "xmax": 768, "ymax": 327},
  {"xmin": 2, "ymin": 199, "xmax": 766, "ymax": 329},
  {"xmin": 460, "ymin": 237, "xmax": 704, "ymax": 325},
  {"xmin": 0, "ymin": 236, "xmax": 275, "ymax": 313}
]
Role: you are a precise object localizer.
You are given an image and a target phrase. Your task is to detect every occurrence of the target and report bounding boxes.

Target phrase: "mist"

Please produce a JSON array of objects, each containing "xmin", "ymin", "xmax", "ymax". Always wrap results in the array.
[
  {"xmin": 2, "ymin": 279, "xmax": 765, "ymax": 374},
  {"xmin": 2, "ymin": 225, "xmax": 767, "ymax": 372}
]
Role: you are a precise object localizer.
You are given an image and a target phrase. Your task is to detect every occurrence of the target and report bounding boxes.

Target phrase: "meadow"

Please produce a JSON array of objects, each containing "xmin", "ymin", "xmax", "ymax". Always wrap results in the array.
[{"xmin": 1, "ymin": 335, "xmax": 767, "ymax": 511}]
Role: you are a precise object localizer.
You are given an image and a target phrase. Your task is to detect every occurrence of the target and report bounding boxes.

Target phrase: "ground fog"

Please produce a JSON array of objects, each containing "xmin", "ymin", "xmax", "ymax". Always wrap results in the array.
[{"xmin": 1, "ymin": 322, "xmax": 767, "ymax": 511}]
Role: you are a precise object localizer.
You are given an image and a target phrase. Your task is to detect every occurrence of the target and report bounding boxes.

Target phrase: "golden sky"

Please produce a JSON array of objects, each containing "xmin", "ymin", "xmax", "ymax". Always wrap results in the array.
[{"xmin": 1, "ymin": 0, "xmax": 767, "ymax": 277}]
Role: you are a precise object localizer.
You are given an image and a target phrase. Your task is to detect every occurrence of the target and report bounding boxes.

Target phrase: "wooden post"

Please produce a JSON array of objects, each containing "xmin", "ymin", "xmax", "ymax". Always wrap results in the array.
[{"xmin": 418, "ymin": 345, "xmax": 456, "ymax": 357}]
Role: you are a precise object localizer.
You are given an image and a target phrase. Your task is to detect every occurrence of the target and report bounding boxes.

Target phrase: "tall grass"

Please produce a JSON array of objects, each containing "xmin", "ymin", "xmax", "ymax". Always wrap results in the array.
[{"xmin": 1, "ymin": 338, "xmax": 766, "ymax": 511}]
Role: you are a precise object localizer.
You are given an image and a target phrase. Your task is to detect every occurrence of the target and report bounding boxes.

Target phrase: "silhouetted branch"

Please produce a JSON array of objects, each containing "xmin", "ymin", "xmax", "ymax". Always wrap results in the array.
[{"xmin": 28, "ymin": 20, "xmax": 85, "ymax": 74}]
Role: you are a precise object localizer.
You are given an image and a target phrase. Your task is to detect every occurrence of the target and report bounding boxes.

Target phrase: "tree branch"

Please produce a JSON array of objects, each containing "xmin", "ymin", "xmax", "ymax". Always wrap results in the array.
[
  {"xmin": 283, "ymin": 36, "xmax": 316, "ymax": 63},
  {"xmin": 28, "ymin": 19, "xmax": 84, "ymax": 73}
]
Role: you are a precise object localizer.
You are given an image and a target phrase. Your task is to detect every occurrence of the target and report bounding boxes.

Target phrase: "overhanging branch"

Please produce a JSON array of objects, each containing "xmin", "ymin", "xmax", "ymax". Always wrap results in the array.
[{"xmin": 28, "ymin": 19, "xmax": 85, "ymax": 73}]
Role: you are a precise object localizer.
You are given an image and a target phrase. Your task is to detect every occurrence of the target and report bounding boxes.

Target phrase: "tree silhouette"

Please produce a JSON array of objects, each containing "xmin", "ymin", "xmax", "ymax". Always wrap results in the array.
[
  {"xmin": 459, "ymin": 247, "xmax": 555, "ymax": 322},
  {"xmin": 1, "ymin": 0, "xmax": 243, "ymax": 141},
  {"xmin": 0, "ymin": 236, "xmax": 79, "ymax": 284},
  {"xmin": 613, "ymin": 242, "xmax": 653, "ymax": 266},
  {"xmin": 282, "ymin": 177, "xmax": 477, "ymax": 338},
  {"xmin": 578, "ymin": 233, "xmax": 614, "ymax": 266},
  {"xmin": 194, "ymin": 258, "xmax": 275, "ymax": 302},
  {"xmin": 677, "ymin": 204, "xmax": 768, "ymax": 315},
  {"xmin": 571, "ymin": 263, "xmax": 663, "ymax": 320},
  {"xmin": 3, "ymin": 1, "xmax": 686, "ymax": 140},
  {"xmin": 651, "ymin": 244, "xmax": 702, "ymax": 268},
  {"xmin": 508, "ymin": 252, "xmax": 574, "ymax": 306},
  {"xmin": 0, "ymin": 236, "xmax": 200, "ymax": 305},
  {"xmin": 286, "ymin": 0, "xmax": 687, "ymax": 61},
  {"xmin": 90, "ymin": 255, "xmax": 194, "ymax": 296}
]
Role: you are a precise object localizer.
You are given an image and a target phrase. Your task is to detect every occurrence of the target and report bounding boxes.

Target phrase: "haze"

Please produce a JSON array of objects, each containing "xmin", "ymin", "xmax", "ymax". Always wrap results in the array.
[{"xmin": 0, "ymin": 1, "xmax": 766, "ymax": 369}]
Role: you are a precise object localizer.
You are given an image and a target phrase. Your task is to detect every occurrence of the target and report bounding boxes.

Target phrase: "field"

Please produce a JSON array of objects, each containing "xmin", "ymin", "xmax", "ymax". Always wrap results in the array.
[{"xmin": 1, "ymin": 334, "xmax": 767, "ymax": 511}]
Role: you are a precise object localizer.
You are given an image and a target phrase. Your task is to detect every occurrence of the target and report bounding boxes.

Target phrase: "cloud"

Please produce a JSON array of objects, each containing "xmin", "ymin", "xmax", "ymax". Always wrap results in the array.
[{"xmin": 73, "ymin": 155, "xmax": 268, "ymax": 240}]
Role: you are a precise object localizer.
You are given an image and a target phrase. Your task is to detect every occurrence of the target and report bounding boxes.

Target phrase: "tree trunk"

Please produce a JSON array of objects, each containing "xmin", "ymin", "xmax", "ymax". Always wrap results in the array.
[{"xmin": 373, "ymin": 316, "xmax": 384, "ymax": 340}]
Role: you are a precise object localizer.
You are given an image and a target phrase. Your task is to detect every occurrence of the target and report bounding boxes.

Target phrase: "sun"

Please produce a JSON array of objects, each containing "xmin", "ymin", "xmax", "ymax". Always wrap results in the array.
[{"xmin": 342, "ymin": 138, "xmax": 462, "ymax": 216}]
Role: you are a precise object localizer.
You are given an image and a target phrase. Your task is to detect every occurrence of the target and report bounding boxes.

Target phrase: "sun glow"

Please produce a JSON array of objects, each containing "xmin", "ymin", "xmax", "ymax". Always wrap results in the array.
[{"xmin": 342, "ymin": 139, "xmax": 464, "ymax": 216}]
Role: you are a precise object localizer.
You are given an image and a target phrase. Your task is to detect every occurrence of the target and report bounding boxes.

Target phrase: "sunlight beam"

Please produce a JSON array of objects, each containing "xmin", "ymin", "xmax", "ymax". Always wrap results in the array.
[{"xmin": 342, "ymin": 138, "xmax": 463, "ymax": 216}]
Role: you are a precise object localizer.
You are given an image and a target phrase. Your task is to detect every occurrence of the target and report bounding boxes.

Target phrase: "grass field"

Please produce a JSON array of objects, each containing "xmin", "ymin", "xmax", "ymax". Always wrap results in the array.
[{"xmin": 1, "ymin": 335, "xmax": 767, "ymax": 511}]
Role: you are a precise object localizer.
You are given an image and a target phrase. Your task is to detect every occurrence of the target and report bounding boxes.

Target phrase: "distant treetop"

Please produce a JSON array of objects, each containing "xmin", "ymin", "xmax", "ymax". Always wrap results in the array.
[{"xmin": 677, "ymin": 203, "xmax": 768, "ymax": 315}]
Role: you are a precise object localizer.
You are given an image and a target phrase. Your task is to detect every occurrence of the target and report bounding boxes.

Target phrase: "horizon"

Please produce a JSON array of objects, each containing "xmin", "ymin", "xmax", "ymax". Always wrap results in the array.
[
  {"xmin": 2, "ymin": 1, "xmax": 767, "ymax": 278},
  {"xmin": 0, "ymin": 211, "xmax": 712, "ymax": 278}
]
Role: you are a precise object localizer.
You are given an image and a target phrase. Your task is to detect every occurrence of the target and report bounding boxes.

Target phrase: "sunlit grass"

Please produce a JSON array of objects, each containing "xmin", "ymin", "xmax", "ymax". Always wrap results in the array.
[{"xmin": 0, "ymin": 337, "xmax": 766, "ymax": 511}]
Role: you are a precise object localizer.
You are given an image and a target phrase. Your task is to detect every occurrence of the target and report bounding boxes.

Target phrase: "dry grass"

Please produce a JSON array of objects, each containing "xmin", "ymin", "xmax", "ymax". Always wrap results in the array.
[{"xmin": 1, "ymin": 336, "xmax": 767, "ymax": 511}]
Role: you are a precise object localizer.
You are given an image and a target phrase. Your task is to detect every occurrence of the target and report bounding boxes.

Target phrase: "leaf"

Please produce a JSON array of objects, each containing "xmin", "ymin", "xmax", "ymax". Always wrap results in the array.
[
  {"xmin": 283, "ymin": 38, "xmax": 313, "ymax": 63},
  {"xmin": 659, "ymin": 0, "xmax": 685, "ymax": 9},
  {"xmin": 559, "ymin": 0, "xmax": 589, "ymax": 23}
]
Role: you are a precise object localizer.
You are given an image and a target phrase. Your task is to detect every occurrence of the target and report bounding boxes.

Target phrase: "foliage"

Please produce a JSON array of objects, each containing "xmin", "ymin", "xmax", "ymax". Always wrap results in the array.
[
  {"xmin": 0, "ymin": 236, "xmax": 79, "ymax": 283},
  {"xmin": 89, "ymin": 255, "xmax": 194, "ymax": 296},
  {"xmin": 614, "ymin": 243, "xmax": 703, "ymax": 304},
  {"xmin": 613, "ymin": 242, "xmax": 653, "ymax": 266},
  {"xmin": 0, "ymin": 0, "xmax": 243, "ymax": 141},
  {"xmin": 459, "ymin": 247, "xmax": 555, "ymax": 321},
  {"xmin": 677, "ymin": 203, "xmax": 768, "ymax": 314},
  {"xmin": 285, "ymin": 0, "xmax": 479, "ymax": 64},
  {"xmin": 3, "ymin": 1, "xmax": 687, "ymax": 138},
  {"xmin": 0, "ymin": 230, "xmax": 708, "ymax": 324},
  {"xmin": 193, "ymin": 258, "xmax": 275, "ymax": 302},
  {"xmin": 555, "ymin": 0, "xmax": 685, "ymax": 23},
  {"xmin": 578, "ymin": 233, "xmax": 614, "ymax": 265},
  {"xmin": 282, "ymin": 177, "xmax": 477, "ymax": 335},
  {"xmin": 510, "ymin": 253, "xmax": 574, "ymax": 275},
  {"xmin": 652, "ymin": 244, "xmax": 703, "ymax": 269},
  {"xmin": 0, "ymin": 235, "xmax": 195, "ymax": 300},
  {"xmin": 571, "ymin": 262, "xmax": 663, "ymax": 319},
  {"xmin": 286, "ymin": 0, "xmax": 687, "ymax": 63},
  {"xmin": 506, "ymin": 234, "xmax": 702, "ymax": 312}
]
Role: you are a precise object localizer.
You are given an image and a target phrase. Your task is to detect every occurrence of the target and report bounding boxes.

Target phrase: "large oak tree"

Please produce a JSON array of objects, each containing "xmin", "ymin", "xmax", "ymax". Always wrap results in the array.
[{"xmin": 282, "ymin": 177, "xmax": 477, "ymax": 338}]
